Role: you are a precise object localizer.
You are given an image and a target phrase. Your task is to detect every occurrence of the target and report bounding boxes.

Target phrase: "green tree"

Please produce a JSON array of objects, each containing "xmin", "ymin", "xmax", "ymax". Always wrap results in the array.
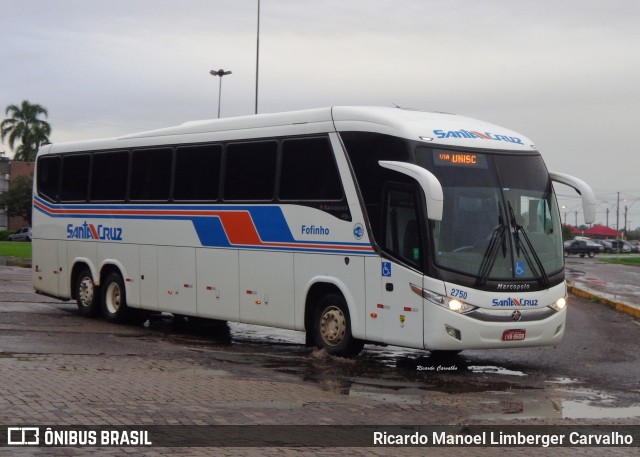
[
  {"xmin": 1, "ymin": 100, "xmax": 51, "ymax": 162},
  {"xmin": 561, "ymin": 224, "xmax": 575, "ymax": 241},
  {"xmin": 0, "ymin": 175, "xmax": 33, "ymax": 226}
]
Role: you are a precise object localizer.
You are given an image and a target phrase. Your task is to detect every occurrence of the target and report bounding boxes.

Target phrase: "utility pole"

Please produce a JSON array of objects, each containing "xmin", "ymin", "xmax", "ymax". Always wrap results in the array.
[
  {"xmin": 624, "ymin": 205, "xmax": 628, "ymax": 235},
  {"xmin": 616, "ymin": 192, "xmax": 620, "ymax": 231},
  {"xmin": 255, "ymin": 0, "xmax": 260, "ymax": 114}
]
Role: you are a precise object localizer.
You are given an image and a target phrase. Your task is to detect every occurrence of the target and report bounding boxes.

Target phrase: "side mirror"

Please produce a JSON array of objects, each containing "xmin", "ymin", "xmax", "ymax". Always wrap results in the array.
[
  {"xmin": 378, "ymin": 161, "xmax": 444, "ymax": 221},
  {"xmin": 550, "ymin": 171, "xmax": 597, "ymax": 224}
]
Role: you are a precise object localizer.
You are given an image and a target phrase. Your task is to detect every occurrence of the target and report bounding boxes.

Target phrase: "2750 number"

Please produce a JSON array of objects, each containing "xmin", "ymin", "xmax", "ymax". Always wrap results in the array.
[{"xmin": 450, "ymin": 288, "xmax": 468, "ymax": 300}]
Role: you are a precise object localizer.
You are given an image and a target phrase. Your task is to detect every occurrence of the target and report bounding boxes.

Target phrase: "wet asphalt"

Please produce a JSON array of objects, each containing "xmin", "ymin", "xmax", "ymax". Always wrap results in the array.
[{"xmin": 0, "ymin": 260, "xmax": 639, "ymax": 455}]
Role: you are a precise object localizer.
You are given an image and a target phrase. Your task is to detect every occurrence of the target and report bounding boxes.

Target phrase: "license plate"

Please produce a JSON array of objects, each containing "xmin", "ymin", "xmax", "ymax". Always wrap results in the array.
[{"xmin": 502, "ymin": 329, "xmax": 526, "ymax": 341}]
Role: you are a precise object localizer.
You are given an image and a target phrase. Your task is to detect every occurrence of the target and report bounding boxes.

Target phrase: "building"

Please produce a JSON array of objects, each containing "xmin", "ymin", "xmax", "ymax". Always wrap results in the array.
[
  {"xmin": 0, "ymin": 158, "xmax": 34, "ymax": 230},
  {"xmin": 584, "ymin": 224, "xmax": 621, "ymax": 240},
  {"xmin": 0, "ymin": 157, "xmax": 10, "ymax": 230}
]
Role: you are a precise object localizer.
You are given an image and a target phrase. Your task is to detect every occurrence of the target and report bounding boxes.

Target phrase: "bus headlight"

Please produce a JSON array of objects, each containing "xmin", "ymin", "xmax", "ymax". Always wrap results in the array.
[
  {"xmin": 448, "ymin": 299, "xmax": 463, "ymax": 312},
  {"xmin": 410, "ymin": 284, "xmax": 477, "ymax": 314},
  {"xmin": 550, "ymin": 297, "xmax": 567, "ymax": 312}
]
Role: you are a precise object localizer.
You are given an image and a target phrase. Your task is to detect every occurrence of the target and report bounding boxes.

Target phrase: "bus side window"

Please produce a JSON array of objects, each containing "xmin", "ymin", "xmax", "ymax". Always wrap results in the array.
[
  {"xmin": 174, "ymin": 144, "xmax": 222, "ymax": 201},
  {"xmin": 383, "ymin": 187, "xmax": 422, "ymax": 267},
  {"xmin": 224, "ymin": 141, "xmax": 277, "ymax": 201},
  {"xmin": 60, "ymin": 154, "xmax": 90, "ymax": 202},
  {"xmin": 279, "ymin": 137, "xmax": 343, "ymax": 201},
  {"xmin": 91, "ymin": 151, "xmax": 129, "ymax": 202},
  {"xmin": 130, "ymin": 148, "xmax": 172, "ymax": 201},
  {"xmin": 37, "ymin": 156, "xmax": 61, "ymax": 202}
]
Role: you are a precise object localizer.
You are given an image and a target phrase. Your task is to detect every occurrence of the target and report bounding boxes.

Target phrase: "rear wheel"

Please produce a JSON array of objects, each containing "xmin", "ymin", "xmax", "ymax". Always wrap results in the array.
[
  {"xmin": 101, "ymin": 272, "xmax": 128, "ymax": 323},
  {"xmin": 312, "ymin": 293, "xmax": 364, "ymax": 357},
  {"xmin": 75, "ymin": 268, "xmax": 99, "ymax": 317}
]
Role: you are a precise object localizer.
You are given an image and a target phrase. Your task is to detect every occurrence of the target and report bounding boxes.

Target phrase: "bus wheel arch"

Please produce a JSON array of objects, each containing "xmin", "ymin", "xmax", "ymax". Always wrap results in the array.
[{"xmin": 305, "ymin": 282, "xmax": 364, "ymax": 357}]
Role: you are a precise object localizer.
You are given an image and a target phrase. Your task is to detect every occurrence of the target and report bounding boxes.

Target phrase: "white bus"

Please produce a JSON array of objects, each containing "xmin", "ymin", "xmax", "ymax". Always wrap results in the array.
[{"xmin": 32, "ymin": 106, "xmax": 596, "ymax": 356}]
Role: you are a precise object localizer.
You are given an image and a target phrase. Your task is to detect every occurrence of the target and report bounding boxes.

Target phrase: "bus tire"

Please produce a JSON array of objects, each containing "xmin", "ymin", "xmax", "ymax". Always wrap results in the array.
[
  {"xmin": 101, "ymin": 272, "xmax": 128, "ymax": 323},
  {"xmin": 312, "ymin": 293, "xmax": 364, "ymax": 357},
  {"xmin": 75, "ymin": 268, "xmax": 99, "ymax": 317}
]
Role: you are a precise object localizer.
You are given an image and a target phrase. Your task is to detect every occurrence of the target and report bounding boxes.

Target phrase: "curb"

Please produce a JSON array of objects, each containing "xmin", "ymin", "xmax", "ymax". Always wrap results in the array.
[{"xmin": 567, "ymin": 283, "xmax": 640, "ymax": 319}]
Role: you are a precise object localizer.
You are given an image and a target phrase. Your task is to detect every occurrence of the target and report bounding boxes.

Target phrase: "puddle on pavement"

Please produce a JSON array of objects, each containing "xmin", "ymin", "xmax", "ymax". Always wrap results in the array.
[
  {"xmin": 146, "ymin": 315, "xmax": 640, "ymax": 421},
  {"xmin": 470, "ymin": 387, "xmax": 640, "ymax": 421}
]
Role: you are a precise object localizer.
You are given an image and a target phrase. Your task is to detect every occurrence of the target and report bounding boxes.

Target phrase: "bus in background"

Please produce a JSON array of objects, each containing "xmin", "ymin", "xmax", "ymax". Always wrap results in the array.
[{"xmin": 32, "ymin": 106, "xmax": 596, "ymax": 356}]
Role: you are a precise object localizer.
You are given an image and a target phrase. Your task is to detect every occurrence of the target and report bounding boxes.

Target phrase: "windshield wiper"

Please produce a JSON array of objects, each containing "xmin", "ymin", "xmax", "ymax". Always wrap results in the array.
[
  {"xmin": 508, "ymin": 202, "xmax": 550, "ymax": 287},
  {"xmin": 477, "ymin": 207, "xmax": 508, "ymax": 287}
]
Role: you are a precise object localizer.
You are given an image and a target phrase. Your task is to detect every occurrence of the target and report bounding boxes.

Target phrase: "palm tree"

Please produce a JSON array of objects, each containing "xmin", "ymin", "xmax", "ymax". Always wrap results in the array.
[{"xmin": 1, "ymin": 100, "xmax": 51, "ymax": 162}]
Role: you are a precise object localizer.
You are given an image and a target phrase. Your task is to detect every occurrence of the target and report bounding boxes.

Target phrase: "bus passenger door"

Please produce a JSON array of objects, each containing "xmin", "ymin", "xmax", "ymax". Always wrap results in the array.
[{"xmin": 379, "ymin": 186, "xmax": 425, "ymax": 349}]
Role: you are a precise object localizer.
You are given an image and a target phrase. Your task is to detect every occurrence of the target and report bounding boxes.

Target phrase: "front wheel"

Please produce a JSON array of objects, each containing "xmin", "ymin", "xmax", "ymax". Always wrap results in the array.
[
  {"xmin": 312, "ymin": 293, "xmax": 364, "ymax": 357},
  {"xmin": 588, "ymin": 251, "xmax": 595, "ymax": 258},
  {"xmin": 101, "ymin": 272, "xmax": 128, "ymax": 323}
]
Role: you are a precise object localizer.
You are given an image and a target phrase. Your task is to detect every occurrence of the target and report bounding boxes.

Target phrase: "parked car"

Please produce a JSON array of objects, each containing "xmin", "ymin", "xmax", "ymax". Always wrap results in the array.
[
  {"xmin": 7, "ymin": 227, "xmax": 32, "ymax": 242},
  {"xmin": 622, "ymin": 240, "xmax": 638, "ymax": 253},
  {"xmin": 593, "ymin": 240, "xmax": 613, "ymax": 252},
  {"xmin": 585, "ymin": 240, "xmax": 604, "ymax": 252},
  {"xmin": 563, "ymin": 239, "xmax": 600, "ymax": 257},
  {"xmin": 608, "ymin": 240, "xmax": 631, "ymax": 253}
]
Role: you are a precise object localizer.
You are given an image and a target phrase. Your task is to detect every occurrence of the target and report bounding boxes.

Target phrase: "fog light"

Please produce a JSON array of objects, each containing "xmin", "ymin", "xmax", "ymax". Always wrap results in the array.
[{"xmin": 445, "ymin": 325, "xmax": 461, "ymax": 341}]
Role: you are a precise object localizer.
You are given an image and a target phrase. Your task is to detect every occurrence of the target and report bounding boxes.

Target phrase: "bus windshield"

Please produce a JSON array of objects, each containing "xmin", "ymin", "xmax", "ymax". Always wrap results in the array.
[{"xmin": 415, "ymin": 147, "xmax": 563, "ymax": 283}]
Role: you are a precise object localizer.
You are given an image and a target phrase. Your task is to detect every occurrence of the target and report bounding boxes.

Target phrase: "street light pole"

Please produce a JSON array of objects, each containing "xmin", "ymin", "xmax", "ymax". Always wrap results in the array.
[
  {"xmin": 209, "ymin": 69, "xmax": 232, "ymax": 118},
  {"xmin": 624, "ymin": 197, "xmax": 640, "ymax": 235}
]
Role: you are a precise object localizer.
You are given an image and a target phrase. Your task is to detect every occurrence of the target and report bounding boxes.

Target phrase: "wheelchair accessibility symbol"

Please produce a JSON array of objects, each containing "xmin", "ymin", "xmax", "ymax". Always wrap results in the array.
[
  {"xmin": 382, "ymin": 262, "xmax": 392, "ymax": 277},
  {"xmin": 515, "ymin": 261, "xmax": 526, "ymax": 277}
]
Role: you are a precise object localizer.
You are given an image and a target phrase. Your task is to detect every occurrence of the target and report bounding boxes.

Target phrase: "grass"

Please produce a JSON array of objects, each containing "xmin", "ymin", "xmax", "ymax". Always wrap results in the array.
[
  {"xmin": 599, "ymin": 256, "xmax": 640, "ymax": 267},
  {"xmin": 0, "ymin": 241, "xmax": 32, "ymax": 259}
]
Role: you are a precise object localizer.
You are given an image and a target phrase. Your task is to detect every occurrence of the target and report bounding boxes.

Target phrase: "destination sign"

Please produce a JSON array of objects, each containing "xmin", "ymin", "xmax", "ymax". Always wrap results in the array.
[{"xmin": 433, "ymin": 151, "xmax": 488, "ymax": 168}]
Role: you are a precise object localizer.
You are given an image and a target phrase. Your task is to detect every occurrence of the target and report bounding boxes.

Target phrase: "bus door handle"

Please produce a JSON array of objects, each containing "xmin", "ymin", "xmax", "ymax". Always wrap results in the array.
[{"xmin": 385, "ymin": 283, "xmax": 394, "ymax": 292}]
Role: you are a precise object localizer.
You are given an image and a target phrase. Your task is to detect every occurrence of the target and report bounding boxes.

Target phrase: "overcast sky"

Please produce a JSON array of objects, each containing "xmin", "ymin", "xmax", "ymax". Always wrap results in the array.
[{"xmin": 2, "ymin": 0, "xmax": 639, "ymax": 228}]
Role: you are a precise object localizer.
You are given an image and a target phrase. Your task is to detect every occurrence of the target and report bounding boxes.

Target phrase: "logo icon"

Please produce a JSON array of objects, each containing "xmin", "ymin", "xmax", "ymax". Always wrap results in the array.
[
  {"xmin": 7, "ymin": 427, "xmax": 40, "ymax": 446},
  {"xmin": 353, "ymin": 223, "xmax": 364, "ymax": 240},
  {"xmin": 381, "ymin": 262, "xmax": 392, "ymax": 277},
  {"xmin": 514, "ymin": 261, "xmax": 526, "ymax": 277},
  {"xmin": 512, "ymin": 310, "xmax": 522, "ymax": 322}
]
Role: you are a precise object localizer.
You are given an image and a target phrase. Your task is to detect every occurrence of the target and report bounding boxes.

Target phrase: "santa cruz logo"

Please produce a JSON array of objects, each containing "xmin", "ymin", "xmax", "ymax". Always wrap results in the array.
[
  {"xmin": 433, "ymin": 129, "xmax": 524, "ymax": 145},
  {"xmin": 492, "ymin": 297, "xmax": 539, "ymax": 307},
  {"xmin": 67, "ymin": 222, "xmax": 123, "ymax": 241}
]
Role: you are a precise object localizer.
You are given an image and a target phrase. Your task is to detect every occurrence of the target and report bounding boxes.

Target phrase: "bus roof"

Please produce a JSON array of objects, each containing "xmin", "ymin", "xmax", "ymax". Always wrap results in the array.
[{"xmin": 43, "ymin": 106, "xmax": 536, "ymax": 155}]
